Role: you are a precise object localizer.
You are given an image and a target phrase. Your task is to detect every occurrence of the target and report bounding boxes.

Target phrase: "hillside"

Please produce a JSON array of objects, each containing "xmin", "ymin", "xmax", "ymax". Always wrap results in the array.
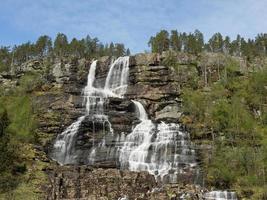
[{"xmin": 0, "ymin": 51, "xmax": 267, "ymax": 199}]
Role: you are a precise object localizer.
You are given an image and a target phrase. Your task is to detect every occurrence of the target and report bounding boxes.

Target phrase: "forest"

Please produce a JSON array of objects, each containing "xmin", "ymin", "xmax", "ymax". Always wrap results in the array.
[
  {"xmin": 149, "ymin": 30, "xmax": 267, "ymax": 59},
  {"xmin": 0, "ymin": 33, "xmax": 130, "ymax": 72}
]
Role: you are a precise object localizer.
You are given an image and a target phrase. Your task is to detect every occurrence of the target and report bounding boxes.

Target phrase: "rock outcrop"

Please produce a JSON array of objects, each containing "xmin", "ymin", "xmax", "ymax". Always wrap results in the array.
[{"xmin": 46, "ymin": 166, "xmax": 157, "ymax": 200}]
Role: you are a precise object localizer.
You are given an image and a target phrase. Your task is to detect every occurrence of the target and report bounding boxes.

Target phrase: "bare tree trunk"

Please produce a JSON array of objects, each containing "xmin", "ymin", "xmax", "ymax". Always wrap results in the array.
[
  {"xmin": 224, "ymin": 65, "xmax": 227, "ymax": 83},
  {"xmin": 217, "ymin": 60, "xmax": 220, "ymax": 81},
  {"xmin": 204, "ymin": 65, "xmax": 207, "ymax": 87}
]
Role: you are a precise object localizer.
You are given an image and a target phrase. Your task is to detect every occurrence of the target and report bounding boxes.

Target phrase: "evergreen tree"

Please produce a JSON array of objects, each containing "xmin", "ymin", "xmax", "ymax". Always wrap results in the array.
[
  {"xmin": 255, "ymin": 33, "xmax": 267, "ymax": 56},
  {"xmin": 231, "ymin": 34, "xmax": 242, "ymax": 56},
  {"xmin": 0, "ymin": 46, "xmax": 11, "ymax": 72},
  {"xmin": 83, "ymin": 35, "xmax": 100, "ymax": 57},
  {"xmin": 13, "ymin": 42, "xmax": 35, "ymax": 63},
  {"xmin": 208, "ymin": 33, "xmax": 224, "ymax": 52},
  {"xmin": 35, "ymin": 35, "xmax": 52, "ymax": 57},
  {"xmin": 170, "ymin": 30, "xmax": 182, "ymax": 51},
  {"xmin": 194, "ymin": 29, "xmax": 204, "ymax": 54},
  {"xmin": 114, "ymin": 43, "xmax": 126, "ymax": 57},
  {"xmin": 223, "ymin": 36, "xmax": 231, "ymax": 54},
  {"xmin": 126, "ymin": 48, "xmax": 131, "ymax": 56},
  {"xmin": 184, "ymin": 33, "xmax": 195, "ymax": 53},
  {"xmin": 54, "ymin": 33, "xmax": 69, "ymax": 57},
  {"xmin": 148, "ymin": 30, "xmax": 170, "ymax": 53},
  {"xmin": 69, "ymin": 38, "xmax": 85, "ymax": 57},
  {"xmin": 109, "ymin": 42, "xmax": 115, "ymax": 56},
  {"xmin": 180, "ymin": 32, "xmax": 188, "ymax": 52}
]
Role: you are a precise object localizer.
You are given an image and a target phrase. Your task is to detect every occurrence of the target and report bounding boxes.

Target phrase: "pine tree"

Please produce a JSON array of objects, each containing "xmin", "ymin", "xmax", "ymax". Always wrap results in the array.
[
  {"xmin": 148, "ymin": 30, "xmax": 170, "ymax": 53},
  {"xmin": 35, "ymin": 35, "xmax": 52, "ymax": 57},
  {"xmin": 126, "ymin": 48, "xmax": 131, "ymax": 56},
  {"xmin": 208, "ymin": 33, "xmax": 224, "ymax": 52},
  {"xmin": 193, "ymin": 29, "xmax": 204, "ymax": 54},
  {"xmin": 223, "ymin": 36, "xmax": 231, "ymax": 54},
  {"xmin": 114, "ymin": 43, "xmax": 126, "ymax": 57},
  {"xmin": 170, "ymin": 30, "xmax": 182, "ymax": 51},
  {"xmin": 54, "ymin": 33, "xmax": 69, "ymax": 57},
  {"xmin": 0, "ymin": 46, "xmax": 11, "ymax": 72},
  {"xmin": 69, "ymin": 38, "xmax": 85, "ymax": 57},
  {"xmin": 109, "ymin": 42, "xmax": 115, "ymax": 56}
]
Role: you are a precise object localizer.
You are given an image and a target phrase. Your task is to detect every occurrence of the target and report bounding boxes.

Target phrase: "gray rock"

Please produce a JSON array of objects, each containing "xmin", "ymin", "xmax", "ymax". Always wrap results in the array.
[
  {"xmin": 155, "ymin": 104, "xmax": 182, "ymax": 122},
  {"xmin": 134, "ymin": 53, "xmax": 160, "ymax": 66}
]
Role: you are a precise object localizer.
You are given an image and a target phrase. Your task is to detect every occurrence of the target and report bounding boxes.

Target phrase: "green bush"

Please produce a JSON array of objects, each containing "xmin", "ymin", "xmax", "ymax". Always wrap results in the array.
[{"xmin": 18, "ymin": 72, "xmax": 44, "ymax": 93}]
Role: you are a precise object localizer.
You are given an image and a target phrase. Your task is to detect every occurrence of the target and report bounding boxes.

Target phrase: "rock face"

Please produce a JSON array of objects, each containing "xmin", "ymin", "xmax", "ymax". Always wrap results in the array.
[
  {"xmin": 46, "ymin": 166, "xmax": 157, "ymax": 200},
  {"xmin": 30, "ymin": 54, "xmax": 199, "ymax": 198},
  {"xmin": 47, "ymin": 55, "xmax": 199, "ymax": 182},
  {"xmin": 46, "ymin": 165, "xmax": 211, "ymax": 200},
  {"xmin": 126, "ymin": 64, "xmax": 181, "ymax": 122}
]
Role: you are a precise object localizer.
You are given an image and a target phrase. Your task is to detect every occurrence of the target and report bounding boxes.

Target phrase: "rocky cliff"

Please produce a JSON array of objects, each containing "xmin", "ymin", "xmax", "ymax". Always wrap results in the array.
[{"xmin": 0, "ymin": 52, "xmax": 254, "ymax": 199}]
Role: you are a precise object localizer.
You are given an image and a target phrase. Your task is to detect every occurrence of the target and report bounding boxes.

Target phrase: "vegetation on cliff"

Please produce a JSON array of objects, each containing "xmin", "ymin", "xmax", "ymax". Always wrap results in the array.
[
  {"xmin": 162, "ymin": 53, "xmax": 267, "ymax": 198},
  {"xmin": 0, "ymin": 71, "xmax": 49, "ymax": 199}
]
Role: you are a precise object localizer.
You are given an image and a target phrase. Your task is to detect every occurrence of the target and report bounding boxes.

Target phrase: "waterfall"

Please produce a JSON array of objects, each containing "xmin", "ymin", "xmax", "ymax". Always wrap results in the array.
[
  {"xmin": 51, "ymin": 55, "xmax": 198, "ymax": 184},
  {"xmin": 132, "ymin": 100, "xmax": 148, "ymax": 120},
  {"xmin": 51, "ymin": 60, "xmax": 98, "ymax": 165},
  {"xmin": 83, "ymin": 60, "xmax": 97, "ymax": 114},
  {"xmin": 52, "ymin": 116, "xmax": 85, "ymax": 164},
  {"xmin": 104, "ymin": 56, "xmax": 129, "ymax": 97},
  {"xmin": 204, "ymin": 191, "xmax": 237, "ymax": 200},
  {"xmin": 52, "ymin": 57, "xmax": 130, "ymax": 165},
  {"xmin": 119, "ymin": 100, "xmax": 197, "ymax": 183},
  {"xmin": 119, "ymin": 102, "xmax": 155, "ymax": 171},
  {"xmin": 87, "ymin": 56, "xmax": 130, "ymax": 163}
]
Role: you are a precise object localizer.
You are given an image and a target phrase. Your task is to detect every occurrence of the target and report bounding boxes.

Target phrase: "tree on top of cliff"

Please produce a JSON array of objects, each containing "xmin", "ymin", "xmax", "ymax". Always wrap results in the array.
[
  {"xmin": 54, "ymin": 33, "xmax": 69, "ymax": 57},
  {"xmin": 148, "ymin": 29, "xmax": 267, "ymax": 58},
  {"xmin": 148, "ymin": 30, "xmax": 170, "ymax": 53},
  {"xmin": 35, "ymin": 35, "xmax": 52, "ymax": 57}
]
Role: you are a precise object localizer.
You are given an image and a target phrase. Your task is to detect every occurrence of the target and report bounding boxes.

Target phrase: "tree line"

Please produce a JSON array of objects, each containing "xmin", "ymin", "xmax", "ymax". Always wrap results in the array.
[
  {"xmin": 149, "ymin": 29, "xmax": 267, "ymax": 59},
  {"xmin": 0, "ymin": 33, "xmax": 130, "ymax": 71}
]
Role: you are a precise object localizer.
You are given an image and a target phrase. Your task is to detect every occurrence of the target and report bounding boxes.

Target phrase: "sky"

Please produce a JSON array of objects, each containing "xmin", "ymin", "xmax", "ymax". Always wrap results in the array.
[{"xmin": 0, "ymin": 0, "xmax": 267, "ymax": 53}]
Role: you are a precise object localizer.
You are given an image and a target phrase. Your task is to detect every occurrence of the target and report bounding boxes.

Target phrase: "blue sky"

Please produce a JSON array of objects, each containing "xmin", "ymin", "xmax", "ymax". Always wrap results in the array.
[{"xmin": 0, "ymin": 0, "xmax": 267, "ymax": 53}]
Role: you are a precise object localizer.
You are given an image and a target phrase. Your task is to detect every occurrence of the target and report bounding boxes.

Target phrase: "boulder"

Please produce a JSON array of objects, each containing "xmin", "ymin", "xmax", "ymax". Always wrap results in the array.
[{"xmin": 155, "ymin": 104, "xmax": 182, "ymax": 122}]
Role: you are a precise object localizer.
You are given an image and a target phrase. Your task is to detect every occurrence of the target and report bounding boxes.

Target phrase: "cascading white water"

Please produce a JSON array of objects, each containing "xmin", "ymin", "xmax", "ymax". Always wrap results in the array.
[
  {"xmin": 85, "ymin": 56, "xmax": 130, "ymax": 163},
  {"xmin": 104, "ymin": 56, "xmax": 129, "ymax": 97},
  {"xmin": 51, "ymin": 60, "xmax": 98, "ymax": 165},
  {"xmin": 52, "ymin": 57, "xmax": 130, "ymax": 165},
  {"xmin": 132, "ymin": 100, "xmax": 148, "ymax": 120},
  {"xmin": 51, "ymin": 56, "xmax": 198, "ymax": 184},
  {"xmin": 83, "ymin": 60, "xmax": 97, "ymax": 114},
  {"xmin": 204, "ymin": 191, "xmax": 237, "ymax": 200},
  {"xmin": 119, "ymin": 100, "xmax": 155, "ymax": 171},
  {"xmin": 119, "ymin": 100, "xmax": 197, "ymax": 183},
  {"xmin": 52, "ymin": 116, "xmax": 85, "ymax": 164}
]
